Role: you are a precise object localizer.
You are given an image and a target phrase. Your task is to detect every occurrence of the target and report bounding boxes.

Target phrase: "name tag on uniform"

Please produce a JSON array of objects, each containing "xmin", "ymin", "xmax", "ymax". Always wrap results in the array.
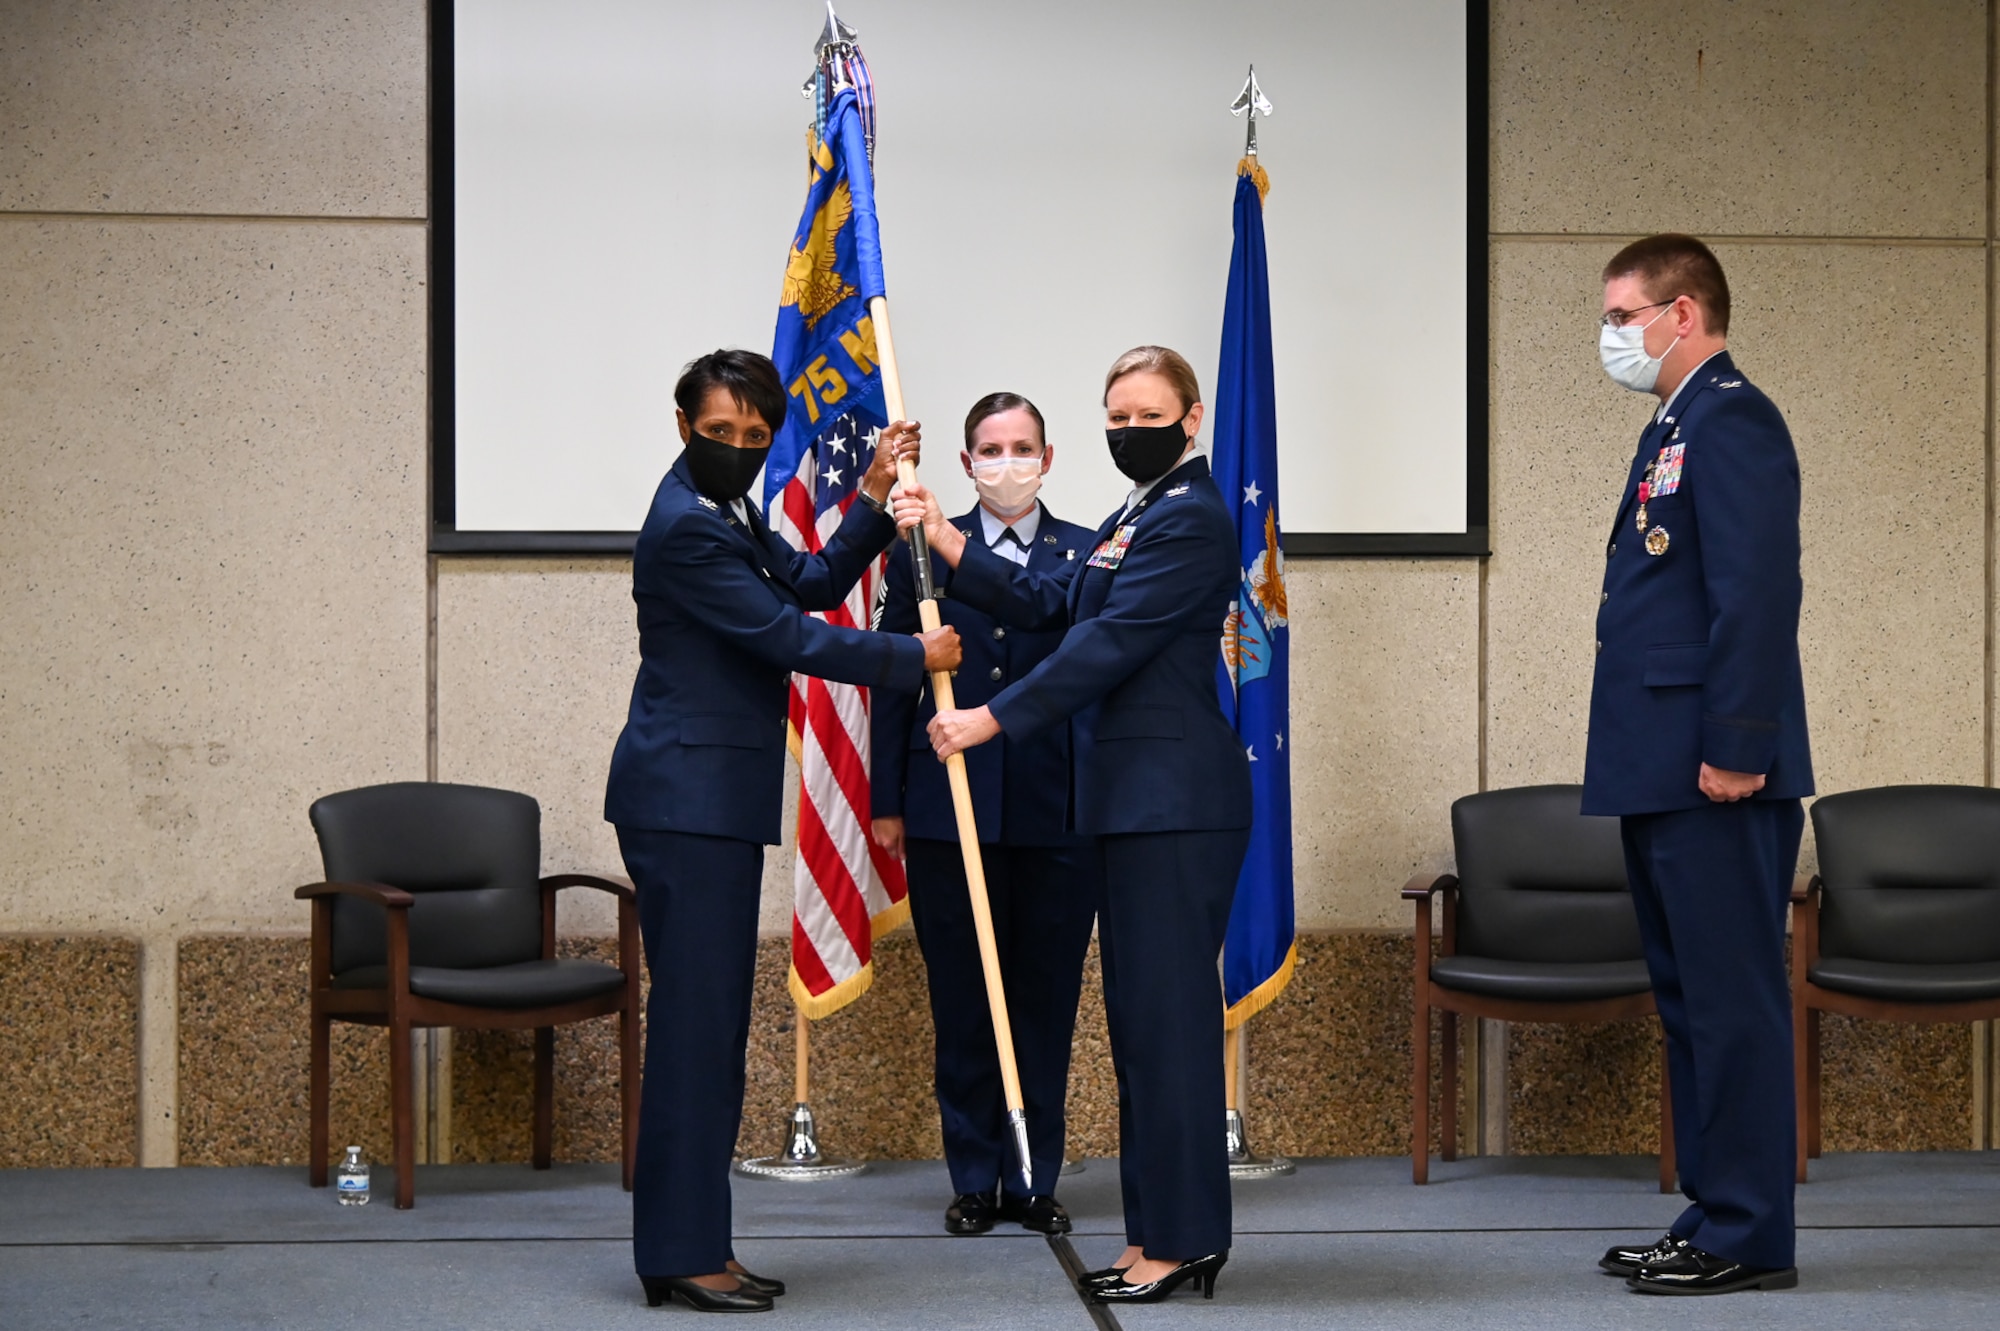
[
  {"xmin": 1087, "ymin": 524, "xmax": 1137, "ymax": 570},
  {"xmin": 1652, "ymin": 443, "xmax": 1685, "ymax": 496}
]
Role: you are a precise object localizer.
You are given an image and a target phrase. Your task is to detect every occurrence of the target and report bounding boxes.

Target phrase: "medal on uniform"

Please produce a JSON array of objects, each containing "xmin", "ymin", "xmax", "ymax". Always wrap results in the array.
[
  {"xmin": 1635, "ymin": 460, "xmax": 1654, "ymax": 532},
  {"xmin": 1086, "ymin": 524, "xmax": 1137, "ymax": 570},
  {"xmin": 1645, "ymin": 527, "xmax": 1670, "ymax": 556}
]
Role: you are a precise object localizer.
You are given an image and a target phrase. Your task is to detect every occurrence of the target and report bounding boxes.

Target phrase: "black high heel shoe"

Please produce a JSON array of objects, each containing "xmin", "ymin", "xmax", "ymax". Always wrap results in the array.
[
  {"xmin": 728, "ymin": 1267, "xmax": 786, "ymax": 1297},
  {"xmin": 1078, "ymin": 1265, "xmax": 1131, "ymax": 1290},
  {"xmin": 639, "ymin": 1275, "xmax": 774, "ymax": 1313},
  {"xmin": 1089, "ymin": 1252, "xmax": 1228, "ymax": 1304}
]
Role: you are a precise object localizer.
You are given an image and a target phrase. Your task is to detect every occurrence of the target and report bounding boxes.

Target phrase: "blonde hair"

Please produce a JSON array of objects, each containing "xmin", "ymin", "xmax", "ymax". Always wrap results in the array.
[{"xmin": 1103, "ymin": 345, "xmax": 1201, "ymax": 413}]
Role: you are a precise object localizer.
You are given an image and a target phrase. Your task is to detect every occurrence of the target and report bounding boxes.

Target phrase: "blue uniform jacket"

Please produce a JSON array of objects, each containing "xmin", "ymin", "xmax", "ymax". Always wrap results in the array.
[
  {"xmin": 1583, "ymin": 351, "xmax": 1815, "ymax": 816},
  {"xmin": 946, "ymin": 454, "xmax": 1253, "ymax": 836},
  {"xmin": 605, "ymin": 454, "xmax": 927, "ymax": 844},
  {"xmin": 871, "ymin": 503, "xmax": 1096, "ymax": 846}
]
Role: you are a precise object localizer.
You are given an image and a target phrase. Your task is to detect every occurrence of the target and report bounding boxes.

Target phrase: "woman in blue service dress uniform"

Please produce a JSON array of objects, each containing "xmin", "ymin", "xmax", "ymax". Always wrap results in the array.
[
  {"xmin": 870, "ymin": 392, "xmax": 1102, "ymax": 1238},
  {"xmin": 899, "ymin": 346, "xmax": 1253, "ymax": 1305},
  {"xmin": 604, "ymin": 349, "xmax": 961, "ymax": 1314}
]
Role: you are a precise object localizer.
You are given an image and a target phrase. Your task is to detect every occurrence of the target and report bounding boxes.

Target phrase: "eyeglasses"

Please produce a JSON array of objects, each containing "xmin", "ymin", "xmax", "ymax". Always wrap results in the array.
[{"xmin": 1600, "ymin": 298, "xmax": 1681, "ymax": 329}]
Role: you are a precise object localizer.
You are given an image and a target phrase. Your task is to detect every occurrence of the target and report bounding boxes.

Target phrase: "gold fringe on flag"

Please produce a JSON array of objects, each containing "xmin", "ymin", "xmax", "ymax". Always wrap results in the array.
[
  {"xmin": 1222, "ymin": 937, "xmax": 1298, "ymax": 1030},
  {"xmin": 1237, "ymin": 155, "xmax": 1271, "ymax": 204}
]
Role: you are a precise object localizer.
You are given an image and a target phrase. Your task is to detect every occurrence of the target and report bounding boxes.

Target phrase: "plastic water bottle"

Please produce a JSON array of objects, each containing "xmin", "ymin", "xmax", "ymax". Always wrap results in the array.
[{"xmin": 336, "ymin": 1146, "xmax": 370, "ymax": 1206}]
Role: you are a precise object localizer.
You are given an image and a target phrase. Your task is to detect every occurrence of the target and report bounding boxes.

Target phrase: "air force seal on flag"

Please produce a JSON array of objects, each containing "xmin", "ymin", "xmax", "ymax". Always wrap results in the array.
[{"xmin": 1223, "ymin": 507, "xmax": 1289, "ymax": 690}]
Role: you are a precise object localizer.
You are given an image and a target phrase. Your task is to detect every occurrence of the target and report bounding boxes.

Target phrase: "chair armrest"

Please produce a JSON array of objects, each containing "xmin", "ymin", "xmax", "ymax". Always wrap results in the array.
[
  {"xmin": 1790, "ymin": 873, "xmax": 1820, "ymax": 903},
  {"xmin": 294, "ymin": 880, "xmax": 414, "ymax": 908},
  {"xmin": 1402, "ymin": 872, "xmax": 1457, "ymax": 901},
  {"xmin": 540, "ymin": 873, "xmax": 636, "ymax": 901}
]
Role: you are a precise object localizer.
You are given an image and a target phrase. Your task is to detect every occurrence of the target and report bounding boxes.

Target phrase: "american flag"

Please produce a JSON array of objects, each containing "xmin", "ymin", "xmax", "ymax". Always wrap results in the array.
[{"xmin": 769, "ymin": 413, "xmax": 909, "ymax": 1017}]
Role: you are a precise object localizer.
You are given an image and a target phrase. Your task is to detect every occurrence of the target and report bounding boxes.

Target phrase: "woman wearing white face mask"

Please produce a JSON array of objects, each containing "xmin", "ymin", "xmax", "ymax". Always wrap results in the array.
[{"xmin": 869, "ymin": 393, "xmax": 1102, "ymax": 1239}]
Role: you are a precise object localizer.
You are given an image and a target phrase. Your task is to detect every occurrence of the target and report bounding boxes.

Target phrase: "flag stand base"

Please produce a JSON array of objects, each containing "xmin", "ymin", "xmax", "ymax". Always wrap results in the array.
[
  {"xmin": 735, "ymin": 1102, "xmax": 868, "ymax": 1180},
  {"xmin": 1225, "ymin": 1107, "xmax": 1294, "ymax": 1178}
]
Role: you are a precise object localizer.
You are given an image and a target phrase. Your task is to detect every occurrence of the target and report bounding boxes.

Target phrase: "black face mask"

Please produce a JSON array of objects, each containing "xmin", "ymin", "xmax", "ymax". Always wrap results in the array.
[
  {"xmin": 684, "ymin": 435, "xmax": 770, "ymax": 502},
  {"xmin": 1105, "ymin": 420, "xmax": 1189, "ymax": 483}
]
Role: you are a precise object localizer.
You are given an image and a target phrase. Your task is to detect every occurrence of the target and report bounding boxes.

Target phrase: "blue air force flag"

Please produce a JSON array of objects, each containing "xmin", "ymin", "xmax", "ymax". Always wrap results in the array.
[
  {"xmin": 1212, "ymin": 162, "xmax": 1296, "ymax": 1027},
  {"xmin": 764, "ymin": 84, "xmax": 890, "ymax": 513}
]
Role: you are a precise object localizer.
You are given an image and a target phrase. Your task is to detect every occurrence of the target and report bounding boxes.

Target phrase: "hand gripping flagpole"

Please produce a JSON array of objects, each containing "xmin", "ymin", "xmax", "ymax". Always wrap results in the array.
[{"xmin": 872, "ymin": 297, "xmax": 1036, "ymax": 1195}]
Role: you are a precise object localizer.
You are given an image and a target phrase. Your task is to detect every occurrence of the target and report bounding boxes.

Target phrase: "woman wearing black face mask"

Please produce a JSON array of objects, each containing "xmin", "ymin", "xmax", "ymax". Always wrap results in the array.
[
  {"xmin": 893, "ymin": 345, "xmax": 1252, "ymax": 1305},
  {"xmin": 605, "ymin": 348, "xmax": 961, "ymax": 1313}
]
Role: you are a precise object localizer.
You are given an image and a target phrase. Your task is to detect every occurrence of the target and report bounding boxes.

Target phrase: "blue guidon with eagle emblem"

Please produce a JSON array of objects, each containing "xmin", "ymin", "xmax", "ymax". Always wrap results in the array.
[{"xmin": 764, "ymin": 84, "xmax": 891, "ymax": 515}]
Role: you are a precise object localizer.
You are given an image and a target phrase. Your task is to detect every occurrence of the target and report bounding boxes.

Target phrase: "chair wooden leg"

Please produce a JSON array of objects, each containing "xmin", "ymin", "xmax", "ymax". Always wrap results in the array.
[
  {"xmin": 1439, "ymin": 1010, "xmax": 1459, "ymax": 1162},
  {"xmin": 620, "ymin": 1004, "xmax": 640, "ymax": 1192},
  {"xmin": 390, "ymin": 1019, "xmax": 416, "ymax": 1209},
  {"xmin": 308, "ymin": 1007, "xmax": 331, "ymax": 1187},
  {"xmin": 1807, "ymin": 1007, "xmax": 1824, "ymax": 1160},
  {"xmin": 532, "ymin": 1026, "xmax": 555, "ymax": 1171},
  {"xmin": 1412, "ymin": 992, "xmax": 1430, "ymax": 1184},
  {"xmin": 1657, "ymin": 1037, "xmax": 1675, "ymax": 1194}
]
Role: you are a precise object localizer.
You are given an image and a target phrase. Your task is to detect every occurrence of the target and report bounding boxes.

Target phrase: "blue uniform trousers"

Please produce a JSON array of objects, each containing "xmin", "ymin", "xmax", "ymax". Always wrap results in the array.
[
  {"xmin": 1098, "ymin": 827, "xmax": 1248, "ymax": 1259},
  {"xmin": 905, "ymin": 837, "xmax": 1099, "ymax": 1198},
  {"xmin": 616, "ymin": 825, "xmax": 764, "ymax": 1278},
  {"xmin": 1621, "ymin": 798, "xmax": 1804, "ymax": 1270}
]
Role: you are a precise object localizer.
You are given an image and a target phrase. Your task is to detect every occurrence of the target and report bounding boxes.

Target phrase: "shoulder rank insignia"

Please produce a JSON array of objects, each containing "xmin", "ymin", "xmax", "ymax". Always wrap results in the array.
[
  {"xmin": 696, "ymin": 496, "xmax": 718, "ymax": 510},
  {"xmin": 1717, "ymin": 380, "xmax": 1743, "ymax": 389},
  {"xmin": 1165, "ymin": 483, "xmax": 1190, "ymax": 497}
]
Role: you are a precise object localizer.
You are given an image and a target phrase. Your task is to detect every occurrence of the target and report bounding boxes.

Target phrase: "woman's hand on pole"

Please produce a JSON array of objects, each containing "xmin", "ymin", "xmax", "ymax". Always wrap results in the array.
[
  {"xmin": 892, "ymin": 481, "xmax": 967, "ymax": 567},
  {"xmin": 863, "ymin": 420, "xmax": 921, "ymax": 501},
  {"xmin": 928, "ymin": 706, "xmax": 1001, "ymax": 759},
  {"xmin": 917, "ymin": 625, "xmax": 962, "ymax": 673}
]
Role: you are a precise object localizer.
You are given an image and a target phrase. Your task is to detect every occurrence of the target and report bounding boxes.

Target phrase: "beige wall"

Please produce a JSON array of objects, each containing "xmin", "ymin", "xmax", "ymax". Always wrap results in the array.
[{"xmin": 3, "ymin": 0, "xmax": 1995, "ymax": 1159}]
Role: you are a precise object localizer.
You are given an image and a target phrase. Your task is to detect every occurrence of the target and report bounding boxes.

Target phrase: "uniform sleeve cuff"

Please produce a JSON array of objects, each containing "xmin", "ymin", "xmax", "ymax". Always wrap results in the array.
[{"xmin": 1702, "ymin": 714, "xmax": 1779, "ymax": 776}]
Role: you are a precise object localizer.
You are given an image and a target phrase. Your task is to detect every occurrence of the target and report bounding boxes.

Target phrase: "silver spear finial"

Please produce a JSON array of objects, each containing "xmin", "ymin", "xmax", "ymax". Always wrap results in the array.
[
  {"xmin": 815, "ymin": 0, "xmax": 860, "ymax": 56},
  {"xmin": 1230, "ymin": 65, "xmax": 1273, "ymax": 157}
]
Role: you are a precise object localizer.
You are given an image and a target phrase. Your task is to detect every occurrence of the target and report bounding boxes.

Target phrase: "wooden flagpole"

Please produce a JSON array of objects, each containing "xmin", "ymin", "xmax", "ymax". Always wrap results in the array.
[{"xmin": 868, "ymin": 293, "xmax": 1034, "ymax": 1192}]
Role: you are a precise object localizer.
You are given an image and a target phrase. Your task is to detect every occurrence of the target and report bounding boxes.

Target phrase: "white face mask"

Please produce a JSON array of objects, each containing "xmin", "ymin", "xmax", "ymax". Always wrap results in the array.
[
  {"xmin": 1598, "ymin": 303, "xmax": 1680, "ymax": 393},
  {"xmin": 968, "ymin": 454, "xmax": 1044, "ymax": 518}
]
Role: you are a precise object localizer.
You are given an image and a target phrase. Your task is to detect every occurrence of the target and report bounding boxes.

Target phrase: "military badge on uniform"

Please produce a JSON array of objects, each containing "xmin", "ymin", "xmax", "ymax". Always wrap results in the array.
[
  {"xmin": 1636, "ymin": 458, "xmax": 1655, "ymax": 531},
  {"xmin": 1653, "ymin": 443, "xmax": 1685, "ymax": 497},
  {"xmin": 1087, "ymin": 524, "xmax": 1137, "ymax": 570},
  {"xmin": 1645, "ymin": 527, "xmax": 1670, "ymax": 556},
  {"xmin": 696, "ymin": 496, "xmax": 719, "ymax": 510},
  {"xmin": 1165, "ymin": 483, "xmax": 1190, "ymax": 497}
]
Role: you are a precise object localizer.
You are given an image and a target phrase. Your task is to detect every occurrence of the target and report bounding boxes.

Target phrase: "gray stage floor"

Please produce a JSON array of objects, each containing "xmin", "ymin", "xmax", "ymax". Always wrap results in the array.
[{"xmin": 1, "ymin": 1152, "xmax": 1995, "ymax": 1329}]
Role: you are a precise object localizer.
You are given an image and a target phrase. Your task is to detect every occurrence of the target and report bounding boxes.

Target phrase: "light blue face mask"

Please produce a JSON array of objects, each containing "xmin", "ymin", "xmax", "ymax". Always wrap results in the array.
[{"xmin": 1598, "ymin": 303, "xmax": 1680, "ymax": 393}]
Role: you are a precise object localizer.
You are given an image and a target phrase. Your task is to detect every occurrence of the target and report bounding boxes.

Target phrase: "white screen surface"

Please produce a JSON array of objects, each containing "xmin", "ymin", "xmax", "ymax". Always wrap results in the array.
[{"xmin": 450, "ymin": 0, "xmax": 1469, "ymax": 536}]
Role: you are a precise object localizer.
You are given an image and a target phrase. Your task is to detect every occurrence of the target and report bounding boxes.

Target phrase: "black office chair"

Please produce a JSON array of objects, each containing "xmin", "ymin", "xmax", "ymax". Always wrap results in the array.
[
  {"xmin": 1405, "ymin": 784, "xmax": 1672, "ymax": 1189},
  {"xmin": 297, "ymin": 782, "xmax": 640, "ymax": 1208},
  {"xmin": 1793, "ymin": 784, "xmax": 2000, "ymax": 1181}
]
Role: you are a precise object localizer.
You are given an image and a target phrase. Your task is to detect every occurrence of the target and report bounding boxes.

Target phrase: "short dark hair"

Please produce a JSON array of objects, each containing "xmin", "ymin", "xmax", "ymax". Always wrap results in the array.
[
  {"xmin": 1602, "ymin": 234, "xmax": 1730, "ymax": 336},
  {"xmin": 674, "ymin": 349, "xmax": 788, "ymax": 434},
  {"xmin": 962, "ymin": 392, "xmax": 1046, "ymax": 450}
]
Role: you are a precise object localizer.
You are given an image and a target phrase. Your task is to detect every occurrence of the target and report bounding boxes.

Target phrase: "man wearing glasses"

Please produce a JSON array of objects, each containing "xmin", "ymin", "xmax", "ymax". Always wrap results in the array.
[{"xmin": 1583, "ymin": 235, "xmax": 1814, "ymax": 1296}]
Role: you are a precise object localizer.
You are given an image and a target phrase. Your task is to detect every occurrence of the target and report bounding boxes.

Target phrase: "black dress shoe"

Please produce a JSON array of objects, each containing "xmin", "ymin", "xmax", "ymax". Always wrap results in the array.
[
  {"xmin": 1600, "ymin": 1232, "xmax": 1687, "ymax": 1276},
  {"xmin": 728, "ymin": 1267, "xmax": 785, "ymax": 1297},
  {"xmin": 945, "ymin": 1191, "xmax": 997, "ymax": 1235},
  {"xmin": 998, "ymin": 1193, "xmax": 1072, "ymax": 1234},
  {"xmin": 1091, "ymin": 1252, "xmax": 1228, "ymax": 1304},
  {"xmin": 639, "ymin": 1275, "xmax": 774, "ymax": 1313},
  {"xmin": 1629, "ymin": 1245, "xmax": 1798, "ymax": 1295}
]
